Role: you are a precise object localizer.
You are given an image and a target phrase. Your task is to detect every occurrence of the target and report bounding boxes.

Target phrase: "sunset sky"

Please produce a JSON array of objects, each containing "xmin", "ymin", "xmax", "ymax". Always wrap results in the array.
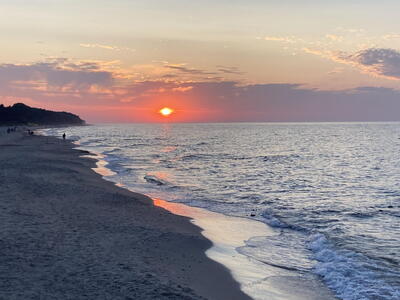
[{"xmin": 2, "ymin": 0, "xmax": 400, "ymax": 122}]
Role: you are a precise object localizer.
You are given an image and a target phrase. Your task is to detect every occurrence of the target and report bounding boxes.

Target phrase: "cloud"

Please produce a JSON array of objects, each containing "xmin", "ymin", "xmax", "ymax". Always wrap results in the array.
[
  {"xmin": 305, "ymin": 47, "xmax": 400, "ymax": 80},
  {"xmin": 325, "ymin": 34, "xmax": 343, "ymax": 42},
  {"xmin": 80, "ymin": 43, "xmax": 136, "ymax": 52},
  {"xmin": 3, "ymin": 73, "xmax": 400, "ymax": 122},
  {"xmin": 161, "ymin": 63, "xmax": 244, "ymax": 81},
  {"xmin": 302, "ymin": 47, "xmax": 330, "ymax": 57},
  {"xmin": 262, "ymin": 36, "xmax": 298, "ymax": 43},
  {"xmin": 260, "ymin": 28, "xmax": 365, "ymax": 47},
  {"xmin": 171, "ymin": 86, "xmax": 193, "ymax": 92},
  {"xmin": 336, "ymin": 27, "xmax": 365, "ymax": 34},
  {"xmin": 124, "ymin": 81, "xmax": 400, "ymax": 122},
  {"xmin": 216, "ymin": 65, "xmax": 244, "ymax": 75},
  {"xmin": 327, "ymin": 67, "xmax": 344, "ymax": 75},
  {"xmin": 2, "ymin": 57, "xmax": 400, "ymax": 123},
  {"xmin": 112, "ymin": 81, "xmax": 400, "ymax": 121},
  {"xmin": 382, "ymin": 34, "xmax": 400, "ymax": 40},
  {"xmin": 0, "ymin": 59, "xmax": 115, "ymax": 109},
  {"xmin": 165, "ymin": 64, "xmax": 217, "ymax": 76},
  {"xmin": 161, "ymin": 74, "xmax": 178, "ymax": 79},
  {"xmin": 346, "ymin": 48, "xmax": 400, "ymax": 79},
  {"xmin": 0, "ymin": 60, "xmax": 113, "ymax": 89}
]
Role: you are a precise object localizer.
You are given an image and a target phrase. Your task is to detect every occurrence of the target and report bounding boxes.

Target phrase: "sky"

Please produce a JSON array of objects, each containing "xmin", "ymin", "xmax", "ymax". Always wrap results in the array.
[{"xmin": 1, "ymin": 0, "xmax": 400, "ymax": 122}]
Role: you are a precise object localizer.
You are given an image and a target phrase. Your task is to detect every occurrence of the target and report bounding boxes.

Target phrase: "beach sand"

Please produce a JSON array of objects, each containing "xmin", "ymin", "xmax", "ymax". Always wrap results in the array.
[{"xmin": 0, "ymin": 130, "xmax": 251, "ymax": 300}]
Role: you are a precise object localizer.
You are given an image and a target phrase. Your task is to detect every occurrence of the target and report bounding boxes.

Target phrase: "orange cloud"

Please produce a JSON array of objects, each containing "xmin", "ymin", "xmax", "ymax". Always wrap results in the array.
[{"xmin": 172, "ymin": 86, "xmax": 193, "ymax": 92}]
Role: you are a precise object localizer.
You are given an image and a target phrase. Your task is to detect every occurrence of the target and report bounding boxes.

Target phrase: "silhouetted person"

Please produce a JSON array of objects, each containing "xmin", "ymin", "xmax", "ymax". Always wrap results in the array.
[{"xmin": 62, "ymin": 133, "xmax": 66, "ymax": 140}]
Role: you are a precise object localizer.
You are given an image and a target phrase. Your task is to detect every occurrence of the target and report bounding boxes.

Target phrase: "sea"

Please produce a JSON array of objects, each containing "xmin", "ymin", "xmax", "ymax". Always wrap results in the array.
[{"xmin": 43, "ymin": 123, "xmax": 400, "ymax": 300}]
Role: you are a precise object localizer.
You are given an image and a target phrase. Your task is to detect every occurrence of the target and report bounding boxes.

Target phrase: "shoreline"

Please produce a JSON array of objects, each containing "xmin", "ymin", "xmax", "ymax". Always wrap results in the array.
[
  {"xmin": 59, "ymin": 129, "xmax": 338, "ymax": 300},
  {"xmin": 0, "ymin": 131, "xmax": 251, "ymax": 299}
]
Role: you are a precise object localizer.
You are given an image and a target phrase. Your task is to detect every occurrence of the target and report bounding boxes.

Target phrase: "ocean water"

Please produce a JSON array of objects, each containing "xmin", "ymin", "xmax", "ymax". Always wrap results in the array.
[{"xmin": 44, "ymin": 123, "xmax": 400, "ymax": 300}]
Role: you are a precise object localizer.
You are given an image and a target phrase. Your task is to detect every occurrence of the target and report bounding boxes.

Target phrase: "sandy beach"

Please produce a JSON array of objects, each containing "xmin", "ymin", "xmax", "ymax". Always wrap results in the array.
[{"xmin": 0, "ymin": 130, "xmax": 251, "ymax": 300}]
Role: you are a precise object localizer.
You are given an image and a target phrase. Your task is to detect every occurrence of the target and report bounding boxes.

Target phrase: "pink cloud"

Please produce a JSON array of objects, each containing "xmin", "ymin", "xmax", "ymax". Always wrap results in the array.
[{"xmin": 2, "ymin": 59, "xmax": 400, "ymax": 123}]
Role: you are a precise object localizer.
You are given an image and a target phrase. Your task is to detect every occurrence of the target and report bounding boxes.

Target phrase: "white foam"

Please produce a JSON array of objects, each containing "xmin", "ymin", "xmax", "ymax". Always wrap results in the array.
[
  {"xmin": 308, "ymin": 233, "xmax": 400, "ymax": 300},
  {"xmin": 153, "ymin": 199, "xmax": 336, "ymax": 300},
  {"xmin": 84, "ymin": 152, "xmax": 117, "ymax": 177}
]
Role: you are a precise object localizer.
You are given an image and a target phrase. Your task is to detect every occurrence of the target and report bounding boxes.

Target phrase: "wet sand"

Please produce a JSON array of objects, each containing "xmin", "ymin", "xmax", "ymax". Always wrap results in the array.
[
  {"xmin": 0, "ymin": 130, "xmax": 251, "ymax": 300},
  {"xmin": 154, "ymin": 199, "xmax": 338, "ymax": 300}
]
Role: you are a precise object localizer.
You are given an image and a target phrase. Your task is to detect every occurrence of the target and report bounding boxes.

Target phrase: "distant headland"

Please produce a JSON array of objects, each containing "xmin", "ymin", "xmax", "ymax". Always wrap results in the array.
[{"xmin": 0, "ymin": 103, "xmax": 85, "ymax": 126}]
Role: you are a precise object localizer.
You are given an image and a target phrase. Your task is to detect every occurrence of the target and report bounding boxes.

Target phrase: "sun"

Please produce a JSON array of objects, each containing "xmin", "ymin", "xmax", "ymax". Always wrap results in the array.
[{"xmin": 159, "ymin": 107, "xmax": 174, "ymax": 117}]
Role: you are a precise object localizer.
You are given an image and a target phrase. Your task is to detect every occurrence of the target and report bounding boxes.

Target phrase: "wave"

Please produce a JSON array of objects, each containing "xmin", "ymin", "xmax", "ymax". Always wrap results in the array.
[
  {"xmin": 259, "ymin": 209, "xmax": 400, "ymax": 300},
  {"xmin": 180, "ymin": 153, "xmax": 217, "ymax": 161},
  {"xmin": 144, "ymin": 175, "xmax": 167, "ymax": 186},
  {"xmin": 261, "ymin": 211, "xmax": 290, "ymax": 228},
  {"xmin": 260, "ymin": 210, "xmax": 306, "ymax": 231},
  {"xmin": 41, "ymin": 123, "xmax": 400, "ymax": 300},
  {"xmin": 238, "ymin": 231, "xmax": 315, "ymax": 273},
  {"xmin": 259, "ymin": 154, "xmax": 301, "ymax": 162},
  {"xmin": 308, "ymin": 233, "xmax": 400, "ymax": 300},
  {"xmin": 346, "ymin": 212, "xmax": 375, "ymax": 219}
]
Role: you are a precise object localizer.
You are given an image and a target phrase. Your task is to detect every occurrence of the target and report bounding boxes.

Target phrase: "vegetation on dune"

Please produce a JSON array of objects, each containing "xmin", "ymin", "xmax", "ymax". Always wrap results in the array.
[{"xmin": 0, "ymin": 103, "xmax": 85, "ymax": 126}]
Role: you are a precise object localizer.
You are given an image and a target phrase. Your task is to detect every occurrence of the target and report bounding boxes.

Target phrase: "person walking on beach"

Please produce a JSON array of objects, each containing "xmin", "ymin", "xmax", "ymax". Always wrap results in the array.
[{"xmin": 62, "ymin": 133, "xmax": 66, "ymax": 140}]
